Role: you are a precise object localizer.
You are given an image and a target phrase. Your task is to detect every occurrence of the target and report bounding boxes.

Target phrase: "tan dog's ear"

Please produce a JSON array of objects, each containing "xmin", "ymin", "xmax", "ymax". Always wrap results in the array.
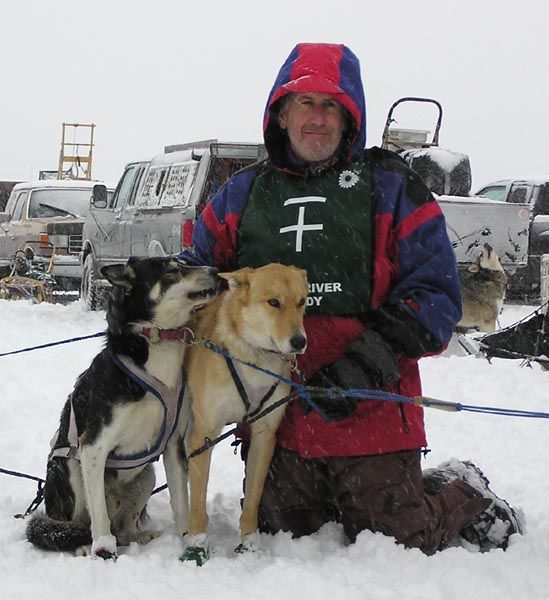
[{"xmin": 218, "ymin": 268, "xmax": 253, "ymax": 291}]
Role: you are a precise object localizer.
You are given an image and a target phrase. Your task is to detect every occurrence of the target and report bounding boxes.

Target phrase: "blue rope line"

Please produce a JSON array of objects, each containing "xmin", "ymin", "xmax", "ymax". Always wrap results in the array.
[
  {"xmin": 324, "ymin": 388, "xmax": 549, "ymax": 419},
  {"xmin": 200, "ymin": 341, "xmax": 549, "ymax": 421},
  {"xmin": 0, "ymin": 331, "xmax": 107, "ymax": 357},
  {"xmin": 1, "ymin": 331, "xmax": 546, "ymax": 421},
  {"xmin": 458, "ymin": 404, "xmax": 549, "ymax": 419}
]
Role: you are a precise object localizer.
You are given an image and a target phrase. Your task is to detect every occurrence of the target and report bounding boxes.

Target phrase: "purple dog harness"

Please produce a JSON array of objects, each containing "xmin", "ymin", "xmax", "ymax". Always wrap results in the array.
[{"xmin": 49, "ymin": 353, "xmax": 185, "ymax": 470}]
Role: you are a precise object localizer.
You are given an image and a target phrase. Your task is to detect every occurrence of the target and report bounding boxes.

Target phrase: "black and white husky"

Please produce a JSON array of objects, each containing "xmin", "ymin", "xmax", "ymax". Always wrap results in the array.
[{"xmin": 26, "ymin": 256, "xmax": 218, "ymax": 559}]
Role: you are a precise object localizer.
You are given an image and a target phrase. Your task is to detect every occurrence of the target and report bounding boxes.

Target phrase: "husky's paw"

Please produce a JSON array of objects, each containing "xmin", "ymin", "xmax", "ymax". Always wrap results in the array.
[
  {"xmin": 180, "ymin": 533, "xmax": 209, "ymax": 566},
  {"xmin": 92, "ymin": 535, "xmax": 117, "ymax": 560}
]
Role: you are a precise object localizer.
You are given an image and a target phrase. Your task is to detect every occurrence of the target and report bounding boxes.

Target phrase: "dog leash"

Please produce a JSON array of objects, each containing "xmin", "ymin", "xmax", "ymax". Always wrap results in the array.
[
  {"xmin": 0, "ymin": 331, "xmax": 107, "ymax": 358},
  {"xmin": 187, "ymin": 380, "xmax": 549, "ymax": 460},
  {"xmin": 190, "ymin": 336, "xmax": 549, "ymax": 429},
  {"xmin": 0, "ymin": 465, "xmax": 169, "ymax": 519},
  {"xmin": 4, "ymin": 326, "xmax": 549, "ymax": 514}
]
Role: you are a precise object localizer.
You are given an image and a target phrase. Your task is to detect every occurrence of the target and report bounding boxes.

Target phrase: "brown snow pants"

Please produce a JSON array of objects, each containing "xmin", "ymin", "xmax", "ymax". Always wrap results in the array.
[{"xmin": 252, "ymin": 447, "xmax": 489, "ymax": 555}]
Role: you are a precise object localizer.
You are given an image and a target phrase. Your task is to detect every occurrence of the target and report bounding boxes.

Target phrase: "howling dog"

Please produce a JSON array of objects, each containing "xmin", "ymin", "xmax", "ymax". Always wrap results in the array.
[
  {"xmin": 26, "ymin": 257, "xmax": 219, "ymax": 559},
  {"xmin": 180, "ymin": 264, "xmax": 308, "ymax": 564},
  {"xmin": 459, "ymin": 244, "xmax": 507, "ymax": 332}
]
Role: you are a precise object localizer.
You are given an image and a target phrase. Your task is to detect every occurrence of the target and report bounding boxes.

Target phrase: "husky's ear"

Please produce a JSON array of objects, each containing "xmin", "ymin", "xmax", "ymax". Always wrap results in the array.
[
  {"xmin": 218, "ymin": 268, "xmax": 253, "ymax": 291},
  {"xmin": 101, "ymin": 264, "xmax": 135, "ymax": 292}
]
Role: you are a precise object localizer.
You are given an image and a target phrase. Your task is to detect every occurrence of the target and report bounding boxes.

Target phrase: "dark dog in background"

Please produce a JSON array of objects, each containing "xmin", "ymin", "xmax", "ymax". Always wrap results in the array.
[{"xmin": 26, "ymin": 257, "xmax": 218, "ymax": 559}]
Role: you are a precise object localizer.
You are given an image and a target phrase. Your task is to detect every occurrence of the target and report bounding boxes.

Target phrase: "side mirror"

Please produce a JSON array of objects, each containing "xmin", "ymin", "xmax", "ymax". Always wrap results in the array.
[{"xmin": 91, "ymin": 184, "xmax": 108, "ymax": 209}]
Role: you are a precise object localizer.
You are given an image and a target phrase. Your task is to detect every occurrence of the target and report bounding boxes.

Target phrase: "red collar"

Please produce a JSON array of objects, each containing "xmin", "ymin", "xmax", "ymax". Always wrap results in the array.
[{"xmin": 140, "ymin": 326, "xmax": 195, "ymax": 344}]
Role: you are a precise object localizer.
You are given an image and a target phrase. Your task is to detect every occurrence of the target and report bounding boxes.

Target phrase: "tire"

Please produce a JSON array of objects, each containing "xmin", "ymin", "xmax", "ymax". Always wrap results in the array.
[
  {"xmin": 81, "ymin": 253, "xmax": 108, "ymax": 311},
  {"xmin": 148, "ymin": 239, "xmax": 167, "ymax": 257}
]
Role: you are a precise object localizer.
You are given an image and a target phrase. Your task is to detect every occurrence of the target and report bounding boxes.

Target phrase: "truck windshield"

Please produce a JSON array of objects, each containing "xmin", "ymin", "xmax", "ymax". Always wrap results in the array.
[{"xmin": 27, "ymin": 188, "xmax": 92, "ymax": 218}]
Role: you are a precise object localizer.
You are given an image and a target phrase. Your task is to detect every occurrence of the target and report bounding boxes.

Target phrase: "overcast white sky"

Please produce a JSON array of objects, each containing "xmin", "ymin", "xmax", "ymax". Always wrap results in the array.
[{"xmin": 1, "ymin": 0, "xmax": 547, "ymax": 190}]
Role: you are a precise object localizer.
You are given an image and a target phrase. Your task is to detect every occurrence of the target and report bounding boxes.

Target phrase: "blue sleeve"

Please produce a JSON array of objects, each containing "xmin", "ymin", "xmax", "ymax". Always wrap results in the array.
[
  {"xmin": 178, "ymin": 166, "xmax": 258, "ymax": 270},
  {"xmin": 373, "ymin": 162, "xmax": 462, "ymax": 346}
]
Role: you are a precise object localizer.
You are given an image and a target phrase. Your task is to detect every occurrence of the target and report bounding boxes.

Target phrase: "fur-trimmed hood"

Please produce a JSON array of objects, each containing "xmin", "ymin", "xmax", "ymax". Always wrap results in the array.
[{"xmin": 263, "ymin": 43, "xmax": 366, "ymax": 169}]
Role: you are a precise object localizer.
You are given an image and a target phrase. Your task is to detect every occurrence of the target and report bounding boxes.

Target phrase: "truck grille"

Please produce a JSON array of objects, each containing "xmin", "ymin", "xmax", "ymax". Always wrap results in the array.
[{"xmin": 68, "ymin": 234, "xmax": 83, "ymax": 254}]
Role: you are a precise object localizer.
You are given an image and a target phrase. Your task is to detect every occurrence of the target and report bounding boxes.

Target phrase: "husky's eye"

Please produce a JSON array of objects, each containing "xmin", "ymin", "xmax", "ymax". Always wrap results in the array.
[
  {"xmin": 298, "ymin": 298, "xmax": 306, "ymax": 307},
  {"xmin": 164, "ymin": 266, "xmax": 182, "ymax": 276},
  {"xmin": 267, "ymin": 298, "xmax": 281, "ymax": 308}
]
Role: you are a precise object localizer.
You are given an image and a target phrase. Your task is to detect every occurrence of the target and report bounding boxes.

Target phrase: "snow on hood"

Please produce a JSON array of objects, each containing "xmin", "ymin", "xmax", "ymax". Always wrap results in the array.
[{"xmin": 402, "ymin": 147, "xmax": 468, "ymax": 171}]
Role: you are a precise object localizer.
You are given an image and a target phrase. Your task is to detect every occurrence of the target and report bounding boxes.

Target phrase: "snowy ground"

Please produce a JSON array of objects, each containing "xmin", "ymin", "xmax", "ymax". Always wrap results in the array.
[{"xmin": 0, "ymin": 299, "xmax": 547, "ymax": 600}]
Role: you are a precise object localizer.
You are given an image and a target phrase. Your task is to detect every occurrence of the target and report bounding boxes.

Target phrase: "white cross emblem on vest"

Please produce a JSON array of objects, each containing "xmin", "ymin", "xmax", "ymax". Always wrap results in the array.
[{"xmin": 279, "ymin": 196, "xmax": 326, "ymax": 252}]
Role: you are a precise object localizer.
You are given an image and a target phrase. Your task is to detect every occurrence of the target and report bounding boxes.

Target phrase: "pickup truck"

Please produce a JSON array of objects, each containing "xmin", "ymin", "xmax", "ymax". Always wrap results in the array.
[
  {"xmin": 474, "ymin": 177, "xmax": 549, "ymax": 299},
  {"xmin": 80, "ymin": 140, "xmax": 267, "ymax": 309},
  {"xmin": 0, "ymin": 179, "xmax": 113, "ymax": 290}
]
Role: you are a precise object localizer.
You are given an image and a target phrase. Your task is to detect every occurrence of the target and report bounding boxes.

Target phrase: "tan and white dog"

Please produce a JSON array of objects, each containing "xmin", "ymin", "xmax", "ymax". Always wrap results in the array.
[
  {"xmin": 179, "ymin": 263, "xmax": 308, "ymax": 562},
  {"xmin": 459, "ymin": 244, "xmax": 507, "ymax": 332}
]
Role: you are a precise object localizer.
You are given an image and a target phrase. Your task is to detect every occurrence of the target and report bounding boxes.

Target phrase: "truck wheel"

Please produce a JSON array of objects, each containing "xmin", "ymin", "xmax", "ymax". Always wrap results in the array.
[
  {"xmin": 81, "ymin": 254, "xmax": 108, "ymax": 311},
  {"xmin": 148, "ymin": 239, "xmax": 167, "ymax": 257}
]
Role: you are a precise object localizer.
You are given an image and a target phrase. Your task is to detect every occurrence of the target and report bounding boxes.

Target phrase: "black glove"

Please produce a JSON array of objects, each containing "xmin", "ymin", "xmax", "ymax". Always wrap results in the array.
[
  {"xmin": 300, "ymin": 329, "xmax": 399, "ymax": 420},
  {"xmin": 303, "ymin": 369, "xmax": 358, "ymax": 420},
  {"xmin": 371, "ymin": 303, "xmax": 443, "ymax": 359}
]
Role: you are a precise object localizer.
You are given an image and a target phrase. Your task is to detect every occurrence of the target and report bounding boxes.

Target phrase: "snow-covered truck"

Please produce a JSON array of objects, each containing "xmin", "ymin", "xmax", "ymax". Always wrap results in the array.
[{"xmin": 381, "ymin": 97, "xmax": 530, "ymax": 274}]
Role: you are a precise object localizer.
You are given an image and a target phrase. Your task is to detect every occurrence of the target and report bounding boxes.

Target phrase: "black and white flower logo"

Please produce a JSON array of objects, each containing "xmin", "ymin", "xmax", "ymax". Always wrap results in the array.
[{"xmin": 338, "ymin": 170, "xmax": 359, "ymax": 189}]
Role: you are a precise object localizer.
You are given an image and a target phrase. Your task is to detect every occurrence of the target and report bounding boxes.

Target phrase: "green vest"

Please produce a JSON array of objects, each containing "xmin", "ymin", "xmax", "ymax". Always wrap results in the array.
[{"xmin": 237, "ymin": 159, "xmax": 374, "ymax": 316}]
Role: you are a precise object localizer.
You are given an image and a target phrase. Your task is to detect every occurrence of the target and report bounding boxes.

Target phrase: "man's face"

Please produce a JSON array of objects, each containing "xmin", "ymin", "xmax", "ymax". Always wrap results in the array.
[{"xmin": 278, "ymin": 93, "xmax": 346, "ymax": 162}]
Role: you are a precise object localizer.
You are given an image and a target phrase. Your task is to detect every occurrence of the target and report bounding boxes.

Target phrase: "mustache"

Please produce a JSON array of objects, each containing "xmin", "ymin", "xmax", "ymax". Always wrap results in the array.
[{"xmin": 302, "ymin": 127, "xmax": 330, "ymax": 133}]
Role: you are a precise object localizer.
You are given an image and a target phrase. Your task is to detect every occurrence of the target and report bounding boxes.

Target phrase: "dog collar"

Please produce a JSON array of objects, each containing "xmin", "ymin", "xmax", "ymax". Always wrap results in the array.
[{"xmin": 141, "ymin": 326, "xmax": 195, "ymax": 344}]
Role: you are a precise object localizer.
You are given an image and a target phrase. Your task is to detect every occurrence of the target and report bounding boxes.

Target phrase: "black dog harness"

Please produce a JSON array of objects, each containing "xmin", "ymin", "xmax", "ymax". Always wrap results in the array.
[
  {"xmin": 49, "ymin": 353, "xmax": 185, "ymax": 470},
  {"xmin": 224, "ymin": 354, "xmax": 280, "ymax": 418}
]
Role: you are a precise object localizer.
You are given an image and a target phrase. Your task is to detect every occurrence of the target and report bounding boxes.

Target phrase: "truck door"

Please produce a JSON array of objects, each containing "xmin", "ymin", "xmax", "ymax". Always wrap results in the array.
[
  {"xmin": 114, "ymin": 163, "xmax": 148, "ymax": 258},
  {"xmin": 530, "ymin": 184, "xmax": 549, "ymax": 256},
  {"xmin": 508, "ymin": 183, "xmax": 533, "ymax": 205},
  {"xmin": 93, "ymin": 164, "xmax": 143, "ymax": 262},
  {"xmin": 128, "ymin": 165, "xmax": 170, "ymax": 257},
  {"xmin": 0, "ymin": 190, "xmax": 29, "ymax": 262}
]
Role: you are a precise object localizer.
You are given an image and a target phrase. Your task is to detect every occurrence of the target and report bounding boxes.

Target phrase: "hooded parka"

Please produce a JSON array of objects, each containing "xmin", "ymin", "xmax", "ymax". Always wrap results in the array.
[{"xmin": 180, "ymin": 43, "xmax": 461, "ymax": 458}]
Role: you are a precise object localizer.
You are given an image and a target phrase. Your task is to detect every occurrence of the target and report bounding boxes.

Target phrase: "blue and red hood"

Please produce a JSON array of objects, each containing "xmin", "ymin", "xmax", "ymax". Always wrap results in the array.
[{"xmin": 263, "ymin": 43, "xmax": 367, "ymax": 167}]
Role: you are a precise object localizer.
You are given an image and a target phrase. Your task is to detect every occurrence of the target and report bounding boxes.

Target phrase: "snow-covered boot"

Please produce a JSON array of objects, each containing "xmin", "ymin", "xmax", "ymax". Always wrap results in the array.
[{"xmin": 423, "ymin": 458, "xmax": 524, "ymax": 551}]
